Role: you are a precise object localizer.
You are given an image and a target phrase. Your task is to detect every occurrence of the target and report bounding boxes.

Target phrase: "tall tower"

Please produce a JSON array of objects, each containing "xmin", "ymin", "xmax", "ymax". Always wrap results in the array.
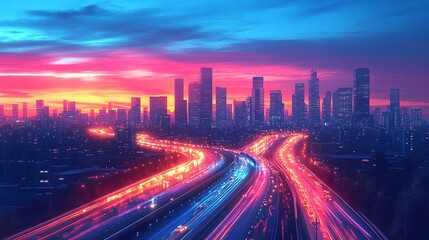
[
  {"xmin": 129, "ymin": 97, "xmax": 141, "ymax": 125},
  {"xmin": 269, "ymin": 90, "xmax": 284, "ymax": 127},
  {"xmin": 36, "ymin": 99, "xmax": 44, "ymax": 118},
  {"xmin": 200, "ymin": 68, "xmax": 213, "ymax": 129},
  {"xmin": 251, "ymin": 76, "xmax": 264, "ymax": 126},
  {"xmin": 292, "ymin": 83, "xmax": 305, "ymax": 122},
  {"xmin": 390, "ymin": 88, "xmax": 401, "ymax": 131},
  {"xmin": 12, "ymin": 104, "xmax": 19, "ymax": 120},
  {"xmin": 150, "ymin": 96, "xmax": 168, "ymax": 129},
  {"xmin": 333, "ymin": 88, "xmax": 353, "ymax": 126},
  {"xmin": 353, "ymin": 68, "xmax": 370, "ymax": 125},
  {"xmin": 188, "ymin": 82, "xmax": 201, "ymax": 128},
  {"xmin": 215, "ymin": 87, "xmax": 227, "ymax": 128},
  {"xmin": 174, "ymin": 78, "xmax": 187, "ymax": 127},
  {"xmin": 22, "ymin": 102, "xmax": 28, "ymax": 120},
  {"xmin": 322, "ymin": 91, "xmax": 331, "ymax": 125},
  {"xmin": 308, "ymin": 71, "xmax": 320, "ymax": 125}
]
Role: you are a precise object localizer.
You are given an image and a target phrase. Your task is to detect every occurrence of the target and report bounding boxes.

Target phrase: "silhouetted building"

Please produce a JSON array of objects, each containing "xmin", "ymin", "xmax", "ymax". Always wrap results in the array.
[
  {"xmin": 200, "ymin": 68, "xmax": 213, "ymax": 129},
  {"xmin": 227, "ymin": 104, "xmax": 233, "ymax": 125},
  {"xmin": 117, "ymin": 108, "xmax": 127, "ymax": 125},
  {"xmin": 36, "ymin": 100, "xmax": 44, "ymax": 118},
  {"xmin": 292, "ymin": 83, "xmax": 305, "ymax": 123},
  {"xmin": 142, "ymin": 107, "xmax": 149, "ymax": 126},
  {"xmin": 269, "ymin": 90, "xmax": 284, "ymax": 127},
  {"xmin": 128, "ymin": 97, "xmax": 141, "ymax": 125},
  {"xmin": 174, "ymin": 78, "xmax": 187, "ymax": 127},
  {"xmin": 188, "ymin": 82, "xmax": 201, "ymax": 128},
  {"xmin": 0, "ymin": 105, "xmax": 4, "ymax": 118},
  {"xmin": 401, "ymin": 108, "xmax": 411, "ymax": 129},
  {"xmin": 322, "ymin": 91, "xmax": 331, "ymax": 125},
  {"xmin": 411, "ymin": 107, "xmax": 423, "ymax": 128},
  {"xmin": 234, "ymin": 100, "xmax": 247, "ymax": 128},
  {"xmin": 353, "ymin": 68, "xmax": 370, "ymax": 126},
  {"xmin": 308, "ymin": 71, "xmax": 320, "ymax": 125},
  {"xmin": 373, "ymin": 108, "xmax": 382, "ymax": 128},
  {"xmin": 150, "ymin": 96, "xmax": 169, "ymax": 129},
  {"xmin": 62, "ymin": 100, "xmax": 68, "ymax": 113},
  {"xmin": 22, "ymin": 102, "xmax": 27, "ymax": 120},
  {"xmin": 252, "ymin": 76, "xmax": 264, "ymax": 126},
  {"xmin": 12, "ymin": 104, "xmax": 18, "ymax": 120},
  {"xmin": 390, "ymin": 89, "xmax": 401, "ymax": 131},
  {"xmin": 333, "ymin": 88, "xmax": 353, "ymax": 126},
  {"xmin": 216, "ymin": 87, "xmax": 227, "ymax": 128},
  {"xmin": 245, "ymin": 96, "xmax": 252, "ymax": 127}
]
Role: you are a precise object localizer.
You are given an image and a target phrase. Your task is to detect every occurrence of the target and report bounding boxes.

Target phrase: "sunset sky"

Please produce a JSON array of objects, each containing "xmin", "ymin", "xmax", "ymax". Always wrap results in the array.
[{"xmin": 0, "ymin": 1, "xmax": 428, "ymax": 117}]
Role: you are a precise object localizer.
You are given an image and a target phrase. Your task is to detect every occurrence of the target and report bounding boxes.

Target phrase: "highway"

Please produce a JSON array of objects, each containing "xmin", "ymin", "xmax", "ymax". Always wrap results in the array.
[
  {"xmin": 269, "ymin": 133, "xmax": 387, "ymax": 240},
  {"xmin": 9, "ymin": 127, "xmax": 386, "ymax": 240},
  {"xmin": 7, "ymin": 129, "xmax": 228, "ymax": 240}
]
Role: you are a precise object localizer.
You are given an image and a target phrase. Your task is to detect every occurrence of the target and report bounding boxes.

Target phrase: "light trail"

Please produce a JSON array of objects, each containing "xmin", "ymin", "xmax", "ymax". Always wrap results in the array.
[
  {"xmin": 7, "ymin": 127, "xmax": 224, "ymax": 240},
  {"xmin": 271, "ymin": 133, "xmax": 387, "ymax": 240}
]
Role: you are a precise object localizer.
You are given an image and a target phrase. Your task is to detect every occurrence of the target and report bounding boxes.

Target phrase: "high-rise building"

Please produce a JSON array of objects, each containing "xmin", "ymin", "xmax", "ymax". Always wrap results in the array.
[
  {"xmin": 12, "ymin": 104, "xmax": 18, "ymax": 120},
  {"xmin": 142, "ymin": 107, "xmax": 149, "ymax": 126},
  {"xmin": 129, "ymin": 97, "xmax": 141, "ymax": 125},
  {"xmin": 22, "ymin": 102, "xmax": 28, "ymax": 120},
  {"xmin": 0, "ymin": 105, "xmax": 4, "ymax": 118},
  {"xmin": 62, "ymin": 100, "xmax": 68, "ymax": 113},
  {"xmin": 353, "ymin": 68, "xmax": 370, "ymax": 125},
  {"xmin": 401, "ymin": 108, "xmax": 411, "ymax": 129},
  {"xmin": 174, "ymin": 78, "xmax": 187, "ymax": 127},
  {"xmin": 245, "ymin": 96, "xmax": 252, "ymax": 127},
  {"xmin": 36, "ymin": 99, "xmax": 44, "ymax": 118},
  {"xmin": 234, "ymin": 100, "xmax": 247, "ymax": 128},
  {"xmin": 322, "ymin": 91, "xmax": 331, "ymax": 125},
  {"xmin": 68, "ymin": 101, "xmax": 76, "ymax": 114},
  {"xmin": 373, "ymin": 108, "xmax": 382, "ymax": 128},
  {"xmin": 308, "ymin": 71, "xmax": 320, "ymax": 125},
  {"xmin": 117, "ymin": 109, "xmax": 127, "ymax": 125},
  {"xmin": 188, "ymin": 82, "xmax": 201, "ymax": 128},
  {"xmin": 410, "ymin": 107, "xmax": 423, "ymax": 128},
  {"xmin": 333, "ymin": 88, "xmax": 353, "ymax": 126},
  {"xmin": 227, "ymin": 104, "xmax": 233, "ymax": 125},
  {"xmin": 43, "ymin": 106, "xmax": 49, "ymax": 118},
  {"xmin": 390, "ymin": 88, "xmax": 401, "ymax": 131},
  {"xmin": 251, "ymin": 76, "xmax": 264, "ymax": 126},
  {"xmin": 200, "ymin": 68, "xmax": 213, "ymax": 129},
  {"xmin": 175, "ymin": 100, "xmax": 187, "ymax": 128},
  {"xmin": 215, "ymin": 87, "xmax": 227, "ymax": 128},
  {"xmin": 269, "ymin": 90, "xmax": 284, "ymax": 127},
  {"xmin": 292, "ymin": 83, "xmax": 305, "ymax": 122},
  {"xmin": 150, "ymin": 96, "xmax": 169, "ymax": 129}
]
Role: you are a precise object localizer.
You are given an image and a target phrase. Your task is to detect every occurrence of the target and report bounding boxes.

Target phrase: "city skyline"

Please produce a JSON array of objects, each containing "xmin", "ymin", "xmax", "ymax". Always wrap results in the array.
[{"xmin": 0, "ymin": 1, "xmax": 428, "ymax": 117}]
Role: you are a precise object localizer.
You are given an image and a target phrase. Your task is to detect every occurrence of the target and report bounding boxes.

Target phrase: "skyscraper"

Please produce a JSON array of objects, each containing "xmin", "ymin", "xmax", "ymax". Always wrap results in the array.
[
  {"xmin": 200, "ymin": 68, "xmax": 213, "ymax": 129},
  {"xmin": 62, "ymin": 100, "xmax": 68, "ymax": 113},
  {"xmin": 333, "ymin": 88, "xmax": 353, "ymax": 126},
  {"xmin": 129, "ymin": 97, "xmax": 141, "ymax": 125},
  {"xmin": 149, "ymin": 96, "xmax": 169, "ymax": 129},
  {"xmin": 322, "ymin": 91, "xmax": 331, "ymax": 125},
  {"xmin": 269, "ymin": 90, "xmax": 284, "ymax": 127},
  {"xmin": 292, "ymin": 83, "xmax": 305, "ymax": 123},
  {"xmin": 234, "ymin": 100, "xmax": 247, "ymax": 128},
  {"xmin": 216, "ymin": 87, "xmax": 227, "ymax": 128},
  {"xmin": 410, "ymin": 107, "xmax": 423, "ymax": 128},
  {"xmin": 390, "ymin": 88, "xmax": 401, "ymax": 131},
  {"xmin": 143, "ymin": 107, "xmax": 149, "ymax": 126},
  {"xmin": 245, "ymin": 96, "xmax": 252, "ymax": 127},
  {"xmin": 308, "ymin": 71, "xmax": 320, "ymax": 125},
  {"xmin": 0, "ymin": 105, "xmax": 4, "ymax": 118},
  {"xmin": 22, "ymin": 102, "xmax": 28, "ymax": 120},
  {"xmin": 227, "ymin": 104, "xmax": 233, "ymax": 125},
  {"xmin": 68, "ymin": 101, "xmax": 76, "ymax": 114},
  {"xmin": 174, "ymin": 78, "xmax": 187, "ymax": 127},
  {"xmin": 251, "ymin": 76, "xmax": 264, "ymax": 126},
  {"xmin": 117, "ymin": 109, "xmax": 127, "ymax": 125},
  {"xmin": 188, "ymin": 82, "xmax": 201, "ymax": 128},
  {"xmin": 353, "ymin": 68, "xmax": 370, "ymax": 125},
  {"xmin": 12, "ymin": 104, "xmax": 18, "ymax": 120},
  {"xmin": 36, "ymin": 99, "xmax": 44, "ymax": 118}
]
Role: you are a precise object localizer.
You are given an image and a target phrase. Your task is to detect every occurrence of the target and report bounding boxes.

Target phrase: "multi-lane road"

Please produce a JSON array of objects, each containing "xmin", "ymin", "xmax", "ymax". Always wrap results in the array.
[{"xmin": 9, "ymin": 128, "xmax": 386, "ymax": 239}]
